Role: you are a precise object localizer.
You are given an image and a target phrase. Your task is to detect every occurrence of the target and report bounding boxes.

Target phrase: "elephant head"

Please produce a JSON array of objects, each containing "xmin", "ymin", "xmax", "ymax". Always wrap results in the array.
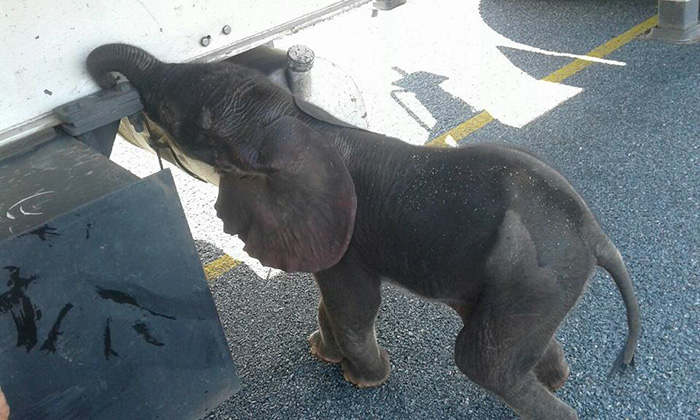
[{"xmin": 87, "ymin": 44, "xmax": 357, "ymax": 272}]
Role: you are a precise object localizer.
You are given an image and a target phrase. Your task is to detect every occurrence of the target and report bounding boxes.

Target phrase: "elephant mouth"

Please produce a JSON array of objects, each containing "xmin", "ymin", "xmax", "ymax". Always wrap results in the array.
[{"xmin": 146, "ymin": 134, "xmax": 221, "ymax": 185}]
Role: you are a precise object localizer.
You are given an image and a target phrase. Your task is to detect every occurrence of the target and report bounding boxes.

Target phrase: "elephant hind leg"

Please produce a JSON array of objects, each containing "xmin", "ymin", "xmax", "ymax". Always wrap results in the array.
[
  {"xmin": 454, "ymin": 296, "xmax": 578, "ymax": 420},
  {"xmin": 534, "ymin": 338, "xmax": 570, "ymax": 391}
]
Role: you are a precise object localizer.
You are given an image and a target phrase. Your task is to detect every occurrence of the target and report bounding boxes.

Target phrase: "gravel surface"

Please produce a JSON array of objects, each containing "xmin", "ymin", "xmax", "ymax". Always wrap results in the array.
[{"xmin": 112, "ymin": 0, "xmax": 698, "ymax": 418}]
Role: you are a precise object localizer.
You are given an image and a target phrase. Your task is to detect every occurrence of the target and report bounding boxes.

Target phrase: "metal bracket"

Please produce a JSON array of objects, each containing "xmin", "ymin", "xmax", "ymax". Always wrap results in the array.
[
  {"xmin": 53, "ymin": 82, "xmax": 144, "ymax": 157},
  {"xmin": 54, "ymin": 82, "xmax": 144, "ymax": 136},
  {"xmin": 75, "ymin": 120, "xmax": 120, "ymax": 157},
  {"xmin": 647, "ymin": 0, "xmax": 700, "ymax": 44}
]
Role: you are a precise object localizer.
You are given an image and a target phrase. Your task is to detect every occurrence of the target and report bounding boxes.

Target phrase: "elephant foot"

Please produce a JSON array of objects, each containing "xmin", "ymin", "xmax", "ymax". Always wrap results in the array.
[
  {"xmin": 546, "ymin": 364, "xmax": 570, "ymax": 391},
  {"xmin": 535, "ymin": 360, "xmax": 570, "ymax": 392},
  {"xmin": 342, "ymin": 348, "xmax": 391, "ymax": 388},
  {"xmin": 533, "ymin": 339, "xmax": 571, "ymax": 392},
  {"xmin": 308, "ymin": 330, "xmax": 343, "ymax": 364}
]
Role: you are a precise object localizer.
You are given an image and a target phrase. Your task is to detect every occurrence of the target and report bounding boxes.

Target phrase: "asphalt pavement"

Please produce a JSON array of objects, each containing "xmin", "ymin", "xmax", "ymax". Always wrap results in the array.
[{"xmin": 110, "ymin": 0, "xmax": 698, "ymax": 418}]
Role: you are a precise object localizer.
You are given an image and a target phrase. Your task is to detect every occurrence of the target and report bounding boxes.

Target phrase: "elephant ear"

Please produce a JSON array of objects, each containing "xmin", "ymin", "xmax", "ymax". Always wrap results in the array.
[{"xmin": 215, "ymin": 116, "xmax": 357, "ymax": 272}]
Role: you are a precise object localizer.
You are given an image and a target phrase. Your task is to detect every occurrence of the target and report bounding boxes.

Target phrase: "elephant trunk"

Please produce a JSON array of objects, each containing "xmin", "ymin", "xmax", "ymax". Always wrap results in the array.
[{"xmin": 87, "ymin": 43, "xmax": 161, "ymax": 89}]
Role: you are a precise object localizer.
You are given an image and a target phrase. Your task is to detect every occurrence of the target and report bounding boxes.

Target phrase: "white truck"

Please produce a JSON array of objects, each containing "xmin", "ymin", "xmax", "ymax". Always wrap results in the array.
[{"xmin": 0, "ymin": 1, "xmax": 377, "ymax": 418}]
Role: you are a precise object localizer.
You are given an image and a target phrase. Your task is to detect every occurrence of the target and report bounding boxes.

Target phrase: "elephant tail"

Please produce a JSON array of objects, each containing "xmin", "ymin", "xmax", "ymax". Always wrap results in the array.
[
  {"xmin": 594, "ymin": 237, "xmax": 640, "ymax": 373},
  {"xmin": 87, "ymin": 43, "xmax": 161, "ymax": 89}
]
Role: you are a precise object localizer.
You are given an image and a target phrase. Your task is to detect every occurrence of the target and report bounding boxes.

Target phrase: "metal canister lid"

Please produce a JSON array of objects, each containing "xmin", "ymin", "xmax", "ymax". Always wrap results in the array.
[{"xmin": 287, "ymin": 45, "xmax": 315, "ymax": 72}]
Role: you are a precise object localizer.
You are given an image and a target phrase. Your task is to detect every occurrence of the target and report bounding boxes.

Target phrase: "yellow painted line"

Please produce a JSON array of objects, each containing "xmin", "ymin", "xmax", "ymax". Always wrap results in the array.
[
  {"xmin": 542, "ymin": 15, "xmax": 658, "ymax": 83},
  {"xmin": 429, "ymin": 110, "xmax": 494, "ymax": 147},
  {"xmin": 427, "ymin": 15, "xmax": 659, "ymax": 148},
  {"xmin": 204, "ymin": 254, "xmax": 241, "ymax": 282}
]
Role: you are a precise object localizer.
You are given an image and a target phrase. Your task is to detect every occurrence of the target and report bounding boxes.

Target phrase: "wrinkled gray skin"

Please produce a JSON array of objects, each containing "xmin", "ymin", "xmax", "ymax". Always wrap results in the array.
[{"xmin": 88, "ymin": 44, "xmax": 640, "ymax": 420}]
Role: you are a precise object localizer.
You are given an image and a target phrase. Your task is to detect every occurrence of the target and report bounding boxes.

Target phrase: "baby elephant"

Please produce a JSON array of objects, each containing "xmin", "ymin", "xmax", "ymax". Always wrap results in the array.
[{"xmin": 88, "ymin": 44, "xmax": 640, "ymax": 419}]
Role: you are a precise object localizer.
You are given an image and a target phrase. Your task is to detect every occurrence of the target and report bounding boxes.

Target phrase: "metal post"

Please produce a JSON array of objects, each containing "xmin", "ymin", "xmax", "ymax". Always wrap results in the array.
[
  {"xmin": 648, "ymin": 0, "xmax": 700, "ymax": 44},
  {"xmin": 286, "ymin": 44, "xmax": 315, "ymax": 96}
]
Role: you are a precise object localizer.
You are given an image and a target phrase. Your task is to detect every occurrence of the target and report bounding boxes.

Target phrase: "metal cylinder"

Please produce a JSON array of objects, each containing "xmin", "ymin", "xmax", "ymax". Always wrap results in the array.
[
  {"xmin": 287, "ymin": 45, "xmax": 315, "ymax": 73},
  {"xmin": 286, "ymin": 45, "xmax": 315, "ymax": 98},
  {"xmin": 648, "ymin": 0, "xmax": 700, "ymax": 44},
  {"xmin": 659, "ymin": 0, "xmax": 699, "ymax": 30}
]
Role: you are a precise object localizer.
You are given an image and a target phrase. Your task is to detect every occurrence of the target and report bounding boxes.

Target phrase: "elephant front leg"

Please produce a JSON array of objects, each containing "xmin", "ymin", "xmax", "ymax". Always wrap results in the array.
[
  {"xmin": 312, "ymin": 261, "xmax": 390, "ymax": 388},
  {"xmin": 308, "ymin": 299, "xmax": 344, "ymax": 363}
]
